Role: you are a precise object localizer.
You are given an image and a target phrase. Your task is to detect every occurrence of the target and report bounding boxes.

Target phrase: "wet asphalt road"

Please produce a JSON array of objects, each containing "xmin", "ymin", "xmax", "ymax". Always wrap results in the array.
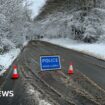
[{"xmin": 0, "ymin": 40, "xmax": 105, "ymax": 105}]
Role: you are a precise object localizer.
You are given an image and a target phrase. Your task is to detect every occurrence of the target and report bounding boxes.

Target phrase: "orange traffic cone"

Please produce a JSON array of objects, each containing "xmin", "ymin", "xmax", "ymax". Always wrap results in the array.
[
  {"xmin": 68, "ymin": 63, "xmax": 74, "ymax": 75},
  {"xmin": 12, "ymin": 65, "xmax": 19, "ymax": 79}
]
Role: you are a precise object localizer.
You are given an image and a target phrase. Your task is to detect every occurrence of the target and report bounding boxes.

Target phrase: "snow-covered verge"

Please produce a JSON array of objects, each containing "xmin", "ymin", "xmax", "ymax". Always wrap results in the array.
[
  {"xmin": 0, "ymin": 49, "xmax": 20, "ymax": 69},
  {"xmin": 43, "ymin": 38, "xmax": 105, "ymax": 60}
]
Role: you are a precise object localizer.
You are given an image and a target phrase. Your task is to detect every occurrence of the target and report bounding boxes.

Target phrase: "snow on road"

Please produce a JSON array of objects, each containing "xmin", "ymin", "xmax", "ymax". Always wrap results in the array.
[
  {"xmin": 26, "ymin": 84, "xmax": 52, "ymax": 105},
  {"xmin": 43, "ymin": 38, "xmax": 105, "ymax": 60}
]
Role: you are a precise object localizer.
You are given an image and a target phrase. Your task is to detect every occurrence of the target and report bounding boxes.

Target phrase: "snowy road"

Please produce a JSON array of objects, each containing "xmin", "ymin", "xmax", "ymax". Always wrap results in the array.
[{"xmin": 0, "ymin": 40, "xmax": 105, "ymax": 105}]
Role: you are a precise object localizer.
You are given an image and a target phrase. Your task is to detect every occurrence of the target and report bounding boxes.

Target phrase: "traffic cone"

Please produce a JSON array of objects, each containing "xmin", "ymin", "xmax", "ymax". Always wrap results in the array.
[
  {"xmin": 12, "ymin": 65, "xmax": 19, "ymax": 79},
  {"xmin": 68, "ymin": 63, "xmax": 74, "ymax": 75}
]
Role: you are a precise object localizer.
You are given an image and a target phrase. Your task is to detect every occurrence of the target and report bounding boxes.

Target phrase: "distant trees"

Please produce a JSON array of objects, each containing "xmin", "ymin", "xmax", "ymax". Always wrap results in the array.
[{"xmin": 33, "ymin": 0, "xmax": 105, "ymax": 43}]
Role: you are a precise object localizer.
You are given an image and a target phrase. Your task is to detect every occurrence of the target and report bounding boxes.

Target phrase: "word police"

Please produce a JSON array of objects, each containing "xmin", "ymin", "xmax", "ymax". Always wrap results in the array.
[
  {"xmin": 0, "ymin": 91, "xmax": 14, "ymax": 97},
  {"xmin": 42, "ymin": 58, "xmax": 58, "ymax": 63}
]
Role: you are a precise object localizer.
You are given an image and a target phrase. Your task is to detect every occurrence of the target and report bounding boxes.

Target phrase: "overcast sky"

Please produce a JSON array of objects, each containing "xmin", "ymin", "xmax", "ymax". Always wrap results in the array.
[{"xmin": 27, "ymin": 0, "xmax": 46, "ymax": 19}]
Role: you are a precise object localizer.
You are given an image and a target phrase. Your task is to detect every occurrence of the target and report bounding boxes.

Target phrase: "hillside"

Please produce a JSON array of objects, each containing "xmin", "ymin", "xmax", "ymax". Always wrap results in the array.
[{"xmin": 34, "ymin": 0, "xmax": 105, "ymax": 43}]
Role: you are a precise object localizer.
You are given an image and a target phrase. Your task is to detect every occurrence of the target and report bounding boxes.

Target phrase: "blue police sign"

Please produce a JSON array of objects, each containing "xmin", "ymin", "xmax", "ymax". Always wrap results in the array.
[{"xmin": 40, "ymin": 56, "xmax": 61, "ymax": 71}]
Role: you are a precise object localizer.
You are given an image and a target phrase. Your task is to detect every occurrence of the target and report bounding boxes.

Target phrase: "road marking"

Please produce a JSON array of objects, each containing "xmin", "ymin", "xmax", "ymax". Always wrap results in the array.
[{"xmin": 76, "ymin": 68, "xmax": 105, "ymax": 93}]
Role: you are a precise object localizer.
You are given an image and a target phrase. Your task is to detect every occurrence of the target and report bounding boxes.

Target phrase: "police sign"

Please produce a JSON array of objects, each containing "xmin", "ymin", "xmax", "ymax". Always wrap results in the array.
[{"xmin": 40, "ymin": 56, "xmax": 61, "ymax": 71}]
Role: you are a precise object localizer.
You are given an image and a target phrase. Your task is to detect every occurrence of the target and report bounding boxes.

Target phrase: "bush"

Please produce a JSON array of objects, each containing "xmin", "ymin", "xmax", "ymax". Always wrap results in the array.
[{"xmin": 0, "ymin": 48, "xmax": 4, "ymax": 55}]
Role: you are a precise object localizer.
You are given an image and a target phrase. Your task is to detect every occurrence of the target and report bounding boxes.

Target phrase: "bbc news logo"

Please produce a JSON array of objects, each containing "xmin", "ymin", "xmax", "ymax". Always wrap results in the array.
[{"xmin": 0, "ymin": 91, "xmax": 14, "ymax": 97}]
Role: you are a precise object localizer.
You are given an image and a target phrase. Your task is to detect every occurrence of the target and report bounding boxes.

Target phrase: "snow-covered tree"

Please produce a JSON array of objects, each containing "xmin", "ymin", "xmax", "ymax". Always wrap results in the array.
[
  {"xmin": 33, "ymin": 0, "xmax": 105, "ymax": 43},
  {"xmin": 0, "ymin": 0, "xmax": 34, "ymax": 52}
]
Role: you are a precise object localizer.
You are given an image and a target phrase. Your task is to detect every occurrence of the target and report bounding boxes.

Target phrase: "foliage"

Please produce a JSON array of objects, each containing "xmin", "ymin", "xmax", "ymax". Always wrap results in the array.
[
  {"xmin": 0, "ymin": 0, "xmax": 34, "ymax": 52},
  {"xmin": 34, "ymin": 0, "xmax": 105, "ymax": 43}
]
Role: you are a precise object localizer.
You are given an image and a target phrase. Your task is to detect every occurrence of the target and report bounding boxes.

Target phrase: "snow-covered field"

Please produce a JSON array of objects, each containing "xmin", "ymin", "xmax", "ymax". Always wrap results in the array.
[{"xmin": 43, "ymin": 38, "xmax": 105, "ymax": 60}]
